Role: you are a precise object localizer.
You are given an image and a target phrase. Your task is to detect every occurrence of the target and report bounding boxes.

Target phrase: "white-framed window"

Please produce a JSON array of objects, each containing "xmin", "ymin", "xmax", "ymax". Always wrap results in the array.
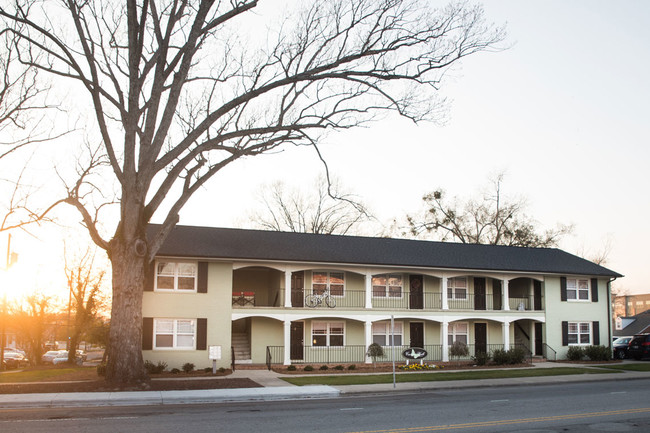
[
  {"xmin": 312, "ymin": 321, "xmax": 344, "ymax": 347},
  {"xmin": 372, "ymin": 322, "xmax": 403, "ymax": 346},
  {"xmin": 312, "ymin": 271, "xmax": 344, "ymax": 296},
  {"xmin": 447, "ymin": 277, "xmax": 468, "ymax": 300},
  {"xmin": 372, "ymin": 274, "xmax": 403, "ymax": 298},
  {"xmin": 154, "ymin": 319, "xmax": 196, "ymax": 349},
  {"xmin": 448, "ymin": 322, "xmax": 469, "ymax": 345},
  {"xmin": 568, "ymin": 322, "xmax": 591, "ymax": 345},
  {"xmin": 156, "ymin": 261, "xmax": 197, "ymax": 292},
  {"xmin": 566, "ymin": 278, "xmax": 589, "ymax": 301}
]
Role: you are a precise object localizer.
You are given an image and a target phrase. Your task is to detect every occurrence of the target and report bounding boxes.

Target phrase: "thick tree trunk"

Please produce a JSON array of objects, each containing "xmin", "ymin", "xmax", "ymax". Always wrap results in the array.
[{"xmin": 105, "ymin": 236, "xmax": 148, "ymax": 386}]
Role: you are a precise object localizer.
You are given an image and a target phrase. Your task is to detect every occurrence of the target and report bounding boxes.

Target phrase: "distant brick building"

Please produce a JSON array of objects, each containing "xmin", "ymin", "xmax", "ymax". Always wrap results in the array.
[{"xmin": 613, "ymin": 294, "xmax": 650, "ymax": 321}]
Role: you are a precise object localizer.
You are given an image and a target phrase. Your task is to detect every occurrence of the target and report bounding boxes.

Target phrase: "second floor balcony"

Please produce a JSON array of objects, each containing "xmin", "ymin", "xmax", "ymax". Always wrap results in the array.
[{"xmin": 232, "ymin": 288, "xmax": 544, "ymax": 312}]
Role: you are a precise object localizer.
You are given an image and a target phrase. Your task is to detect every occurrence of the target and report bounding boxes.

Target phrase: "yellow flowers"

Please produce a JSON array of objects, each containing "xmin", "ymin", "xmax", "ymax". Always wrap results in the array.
[{"xmin": 398, "ymin": 363, "xmax": 442, "ymax": 371}]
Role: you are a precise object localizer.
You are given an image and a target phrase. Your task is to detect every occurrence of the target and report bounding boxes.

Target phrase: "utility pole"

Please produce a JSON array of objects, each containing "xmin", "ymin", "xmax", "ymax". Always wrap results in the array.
[{"xmin": 1, "ymin": 234, "xmax": 11, "ymax": 370}]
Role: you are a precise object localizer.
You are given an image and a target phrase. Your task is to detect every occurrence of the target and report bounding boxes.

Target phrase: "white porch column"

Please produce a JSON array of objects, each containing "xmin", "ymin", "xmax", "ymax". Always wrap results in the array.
[
  {"xmin": 284, "ymin": 271, "xmax": 292, "ymax": 308},
  {"xmin": 502, "ymin": 278, "xmax": 510, "ymax": 311},
  {"xmin": 441, "ymin": 320, "xmax": 449, "ymax": 362},
  {"xmin": 365, "ymin": 273, "xmax": 373, "ymax": 309},
  {"xmin": 502, "ymin": 321, "xmax": 511, "ymax": 351},
  {"xmin": 283, "ymin": 320, "xmax": 291, "ymax": 365},
  {"xmin": 441, "ymin": 277, "xmax": 449, "ymax": 310},
  {"xmin": 364, "ymin": 321, "xmax": 373, "ymax": 363}
]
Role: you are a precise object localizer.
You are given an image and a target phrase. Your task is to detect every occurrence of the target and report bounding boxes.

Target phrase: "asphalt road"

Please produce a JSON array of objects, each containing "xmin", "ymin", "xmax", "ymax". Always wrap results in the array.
[{"xmin": 1, "ymin": 379, "xmax": 650, "ymax": 432}]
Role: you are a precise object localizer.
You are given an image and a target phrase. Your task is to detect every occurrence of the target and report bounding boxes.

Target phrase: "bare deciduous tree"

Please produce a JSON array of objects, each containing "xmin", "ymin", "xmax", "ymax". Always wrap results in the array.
[
  {"xmin": 64, "ymin": 247, "xmax": 106, "ymax": 364},
  {"xmin": 11, "ymin": 294, "xmax": 55, "ymax": 365},
  {"xmin": 407, "ymin": 174, "xmax": 572, "ymax": 247},
  {"xmin": 249, "ymin": 176, "xmax": 372, "ymax": 235},
  {"xmin": 0, "ymin": 33, "xmax": 59, "ymax": 233},
  {"xmin": 1, "ymin": 0, "xmax": 505, "ymax": 385}
]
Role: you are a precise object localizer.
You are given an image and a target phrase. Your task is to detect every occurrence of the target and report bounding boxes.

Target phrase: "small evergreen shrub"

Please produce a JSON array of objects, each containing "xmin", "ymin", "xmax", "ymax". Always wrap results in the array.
[
  {"xmin": 182, "ymin": 362, "xmax": 195, "ymax": 373},
  {"xmin": 449, "ymin": 341, "xmax": 469, "ymax": 361},
  {"xmin": 171, "ymin": 368, "xmax": 181, "ymax": 374},
  {"xmin": 319, "ymin": 365, "xmax": 329, "ymax": 370},
  {"xmin": 585, "ymin": 345, "xmax": 610, "ymax": 361},
  {"xmin": 491, "ymin": 348, "xmax": 508, "ymax": 365},
  {"xmin": 287, "ymin": 365, "xmax": 297, "ymax": 371},
  {"xmin": 334, "ymin": 365, "xmax": 345, "ymax": 370},
  {"xmin": 347, "ymin": 364, "xmax": 356, "ymax": 370},
  {"xmin": 507, "ymin": 347, "xmax": 526, "ymax": 364},
  {"xmin": 567, "ymin": 346, "xmax": 585, "ymax": 361},
  {"xmin": 144, "ymin": 360, "xmax": 167, "ymax": 374},
  {"xmin": 203, "ymin": 367, "xmax": 212, "ymax": 373},
  {"xmin": 96, "ymin": 363, "xmax": 106, "ymax": 377},
  {"xmin": 218, "ymin": 367, "xmax": 226, "ymax": 373},
  {"xmin": 303, "ymin": 365, "xmax": 314, "ymax": 371},
  {"xmin": 367, "ymin": 343, "xmax": 385, "ymax": 365},
  {"xmin": 472, "ymin": 351, "xmax": 490, "ymax": 366}
]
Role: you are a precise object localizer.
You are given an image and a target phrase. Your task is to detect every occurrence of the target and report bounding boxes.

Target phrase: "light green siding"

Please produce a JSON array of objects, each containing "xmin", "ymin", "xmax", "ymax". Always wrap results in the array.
[
  {"xmin": 142, "ymin": 262, "xmax": 233, "ymax": 370},
  {"xmin": 544, "ymin": 276, "xmax": 610, "ymax": 359}
]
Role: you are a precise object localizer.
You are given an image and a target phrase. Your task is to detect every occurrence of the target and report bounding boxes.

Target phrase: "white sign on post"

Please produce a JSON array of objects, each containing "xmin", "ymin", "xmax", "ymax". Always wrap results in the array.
[{"xmin": 209, "ymin": 345, "xmax": 222, "ymax": 360}]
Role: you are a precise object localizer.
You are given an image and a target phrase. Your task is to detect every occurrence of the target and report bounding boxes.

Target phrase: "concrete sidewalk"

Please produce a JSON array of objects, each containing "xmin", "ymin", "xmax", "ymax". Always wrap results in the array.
[{"xmin": 1, "ymin": 362, "xmax": 648, "ymax": 409}]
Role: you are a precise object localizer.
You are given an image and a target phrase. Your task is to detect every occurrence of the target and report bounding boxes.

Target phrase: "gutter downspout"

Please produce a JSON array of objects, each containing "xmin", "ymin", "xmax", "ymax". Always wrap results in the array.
[{"xmin": 607, "ymin": 277, "xmax": 618, "ymax": 350}]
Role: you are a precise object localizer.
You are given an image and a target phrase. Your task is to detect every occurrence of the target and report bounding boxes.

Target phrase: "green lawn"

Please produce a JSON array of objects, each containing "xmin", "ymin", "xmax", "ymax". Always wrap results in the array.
[
  {"xmin": 0, "ymin": 367, "xmax": 96, "ymax": 383},
  {"xmin": 593, "ymin": 363, "xmax": 650, "ymax": 372},
  {"xmin": 281, "ymin": 367, "xmax": 619, "ymax": 386}
]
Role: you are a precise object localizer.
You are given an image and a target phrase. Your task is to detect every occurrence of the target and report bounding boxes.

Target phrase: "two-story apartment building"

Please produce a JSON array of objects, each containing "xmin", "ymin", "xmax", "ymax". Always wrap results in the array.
[{"xmin": 142, "ymin": 225, "xmax": 622, "ymax": 369}]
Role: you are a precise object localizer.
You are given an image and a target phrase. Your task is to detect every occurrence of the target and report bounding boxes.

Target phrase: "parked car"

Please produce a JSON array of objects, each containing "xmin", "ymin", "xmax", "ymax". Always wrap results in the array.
[
  {"xmin": 627, "ymin": 334, "xmax": 650, "ymax": 360},
  {"xmin": 2, "ymin": 351, "xmax": 29, "ymax": 369},
  {"xmin": 613, "ymin": 336, "xmax": 633, "ymax": 359},
  {"xmin": 41, "ymin": 350, "xmax": 66, "ymax": 364},
  {"xmin": 52, "ymin": 350, "xmax": 86, "ymax": 365}
]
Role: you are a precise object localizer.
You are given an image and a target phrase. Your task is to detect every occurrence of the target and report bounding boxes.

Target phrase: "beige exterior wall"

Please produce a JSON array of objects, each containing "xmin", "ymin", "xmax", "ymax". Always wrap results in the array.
[{"xmin": 142, "ymin": 262, "xmax": 233, "ymax": 370}]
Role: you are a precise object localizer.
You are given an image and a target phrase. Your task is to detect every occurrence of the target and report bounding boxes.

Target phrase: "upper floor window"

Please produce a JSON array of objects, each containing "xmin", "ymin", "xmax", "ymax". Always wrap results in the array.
[
  {"xmin": 313, "ymin": 271, "xmax": 344, "ymax": 296},
  {"xmin": 156, "ymin": 261, "xmax": 197, "ymax": 292},
  {"xmin": 567, "ymin": 278, "xmax": 589, "ymax": 301},
  {"xmin": 372, "ymin": 322, "xmax": 403, "ymax": 346},
  {"xmin": 568, "ymin": 322, "xmax": 591, "ymax": 345},
  {"xmin": 372, "ymin": 274, "xmax": 403, "ymax": 298},
  {"xmin": 154, "ymin": 318, "xmax": 196, "ymax": 349},
  {"xmin": 447, "ymin": 277, "xmax": 467, "ymax": 300},
  {"xmin": 312, "ymin": 321, "xmax": 344, "ymax": 347}
]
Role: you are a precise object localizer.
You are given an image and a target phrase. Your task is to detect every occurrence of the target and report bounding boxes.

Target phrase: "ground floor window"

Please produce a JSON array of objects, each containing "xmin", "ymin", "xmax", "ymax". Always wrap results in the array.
[
  {"xmin": 448, "ymin": 322, "xmax": 469, "ymax": 345},
  {"xmin": 154, "ymin": 319, "xmax": 196, "ymax": 349},
  {"xmin": 372, "ymin": 321, "xmax": 403, "ymax": 346},
  {"xmin": 568, "ymin": 321, "xmax": 591, "ymax": 345},
  {"xmin": 312, "ymin": 321, "xmax": 344, "ymax": 347}
]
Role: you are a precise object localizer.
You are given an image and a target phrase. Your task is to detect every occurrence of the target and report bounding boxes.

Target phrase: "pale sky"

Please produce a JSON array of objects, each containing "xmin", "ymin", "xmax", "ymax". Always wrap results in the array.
[{"xmin": 1, "ymin": 1, "xmax": 648, "ymax": 301}]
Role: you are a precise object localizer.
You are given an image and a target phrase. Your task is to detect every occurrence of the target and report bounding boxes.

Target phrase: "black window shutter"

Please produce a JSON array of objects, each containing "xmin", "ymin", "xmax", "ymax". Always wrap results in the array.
[
  {"xmin": 592, "ymin": 321, "xmax": 600, "ymax": 345},
  {"xmin": 144, "ymin": 261, "xmax": 155, "ymax": 291},
  {"xmin": 197, "ymin": 318, "xmax": 207, "ymax": 350},
  {"xmin": 561, "ymin": 321, "xmax": 569, "ymax": 346},
  {"xmin": 560, "ymin": 277, "xmax": 567, "ymax": 301},
  {"xmin": 142, "ymin": 317, "xmax": 154, "ymax": 350},
  {"xmin": 197, "ymin": 262, "xmax": 208, "ymax": 293},
  {"xmin": 591, "ymin": 278, "xmax": 598, "ymax": 302}
]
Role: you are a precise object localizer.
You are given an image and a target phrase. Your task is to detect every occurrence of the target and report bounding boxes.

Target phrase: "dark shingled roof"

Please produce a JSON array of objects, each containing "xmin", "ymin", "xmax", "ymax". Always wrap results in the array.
[{"xmin": 148, "ymin": 224, "xmax": 622, "ymax": 278}]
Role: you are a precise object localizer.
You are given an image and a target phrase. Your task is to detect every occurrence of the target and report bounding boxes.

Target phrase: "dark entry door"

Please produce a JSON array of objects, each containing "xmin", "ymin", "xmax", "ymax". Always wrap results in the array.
[
  {"xmin": 492, "ymin": 280, "xmax": 502, "ymax": 310},
  {"xmin": 410, "ymin": 322, "xmax": 424, "ymax": 348},
  {"xmin": 474, "ymin": 277, "xmax": 486, "ymax": 310},
  {"xmin": 533, "ymin": 280, "xmax": 542, "ymax": 311},
  {"xmin": 534, "ymin": 322, "xmax": 543, "ymax": 356},
  {"xmin": 290, "ymin": 321, "xmax": 304, "ymax": 360},
  {"xmin": 409, "ymin": 275, "xmax": 424, "ymax": 309},
  {"xmin": 291, "ymin": 271, "xmax": 304, "ymax": 307},
  {"xmin": 475, "ymin": 323, "xmax": 487, "ymax": 354}
]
